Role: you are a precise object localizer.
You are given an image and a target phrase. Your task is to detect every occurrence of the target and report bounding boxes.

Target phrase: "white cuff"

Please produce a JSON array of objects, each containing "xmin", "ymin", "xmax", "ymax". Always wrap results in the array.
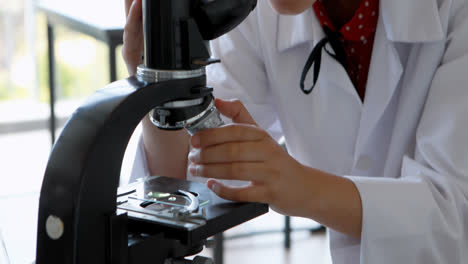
[
  {"xmin": 129, "ymin": 135, "xmax": 150, "ymax": 183},
  {"xmin": 345, "ymin": 169, "xmax": 463, "ymax": 264}
]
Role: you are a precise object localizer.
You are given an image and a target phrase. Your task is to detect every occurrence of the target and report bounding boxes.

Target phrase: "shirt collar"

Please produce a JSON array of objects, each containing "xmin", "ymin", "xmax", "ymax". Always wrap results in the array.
[{"xmin": 277, "ymin": 0, "xmax": 445, "ymax": 52}]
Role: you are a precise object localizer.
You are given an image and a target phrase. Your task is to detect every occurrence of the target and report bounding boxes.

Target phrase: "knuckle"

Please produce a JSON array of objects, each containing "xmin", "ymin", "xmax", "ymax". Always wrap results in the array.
[
  {"xmin": 123, "ymin": 23, "xmax": 132, "ymax": 34},
  {"xmin": 121, "ymin": 46, "xmax": 130, "ymax": 60}
]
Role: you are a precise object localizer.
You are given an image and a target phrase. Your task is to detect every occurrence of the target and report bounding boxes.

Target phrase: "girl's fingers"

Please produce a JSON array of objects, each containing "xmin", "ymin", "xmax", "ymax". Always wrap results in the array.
[
  {"xmin": 191, "ymin": 124, "xmax": 267, "ymax": 148},
  {"xmin": 215, "ymin": 99, "xmax": 258, "ymax": 125},
  {"xmin": 189, "ymin": 141, "xmax": 269, "ymax": 163},
  {"xmin": 189, "ymin": 162, "xmax": 267, "ymax": 182},
  {"xmin": 207, "ymin": 180, "xmax": 270, "ymax": 203},
  {"xmin": 125, "ymin": 0, "xmax": 133, "ymax": 18},
  {"xmin": 122, "ymin": 0, "xmax": 143, "ymax": 71},
  {"xmin": 124, "ymin": 0, "xmax": 142, "ymax": 36}
]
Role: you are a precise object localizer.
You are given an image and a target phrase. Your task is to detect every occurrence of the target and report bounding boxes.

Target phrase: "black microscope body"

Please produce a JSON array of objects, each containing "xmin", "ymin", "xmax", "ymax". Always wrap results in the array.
[{"xmin": 35, "ymin": 1, "xmax": 265, "ymax": 263}]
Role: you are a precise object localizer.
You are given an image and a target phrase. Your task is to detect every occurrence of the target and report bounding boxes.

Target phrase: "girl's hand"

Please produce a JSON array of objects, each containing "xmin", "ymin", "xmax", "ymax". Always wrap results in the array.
[
  {"xmin": 188, "ymin": 99, "xmax": 312, "ymax": 217},
  {"xmin": 189, "ymin": 99, "xmax": 363, "ymax": 237},
  {"xmin": 122, "ymin": 0, "xmax": 143, "ymax": 76}
]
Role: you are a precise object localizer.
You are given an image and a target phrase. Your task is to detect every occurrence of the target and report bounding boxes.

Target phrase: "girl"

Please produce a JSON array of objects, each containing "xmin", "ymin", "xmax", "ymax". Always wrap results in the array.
[{"xmin": 122, "ymin": 0, "xmax": 468, "ymax": 263}]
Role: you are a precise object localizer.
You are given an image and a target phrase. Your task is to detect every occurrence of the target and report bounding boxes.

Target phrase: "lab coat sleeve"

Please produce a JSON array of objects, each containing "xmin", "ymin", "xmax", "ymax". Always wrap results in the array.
[
  {"xmin": 346, "ymin": 6, "xmax": 468, "ymax": 263},
  {"xmin": 129, "ymin": 134, "xmax": 150, "ymax": 183},
  {"xmin": 208, "ymin": 10, "xmax": 283, "ymax": 140}
]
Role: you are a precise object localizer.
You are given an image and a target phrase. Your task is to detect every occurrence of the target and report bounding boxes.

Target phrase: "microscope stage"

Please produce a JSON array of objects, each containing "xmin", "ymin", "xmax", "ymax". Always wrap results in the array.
[{"xmin": 117, "ymin": 176, "xmax": 268, "ymax": 245}]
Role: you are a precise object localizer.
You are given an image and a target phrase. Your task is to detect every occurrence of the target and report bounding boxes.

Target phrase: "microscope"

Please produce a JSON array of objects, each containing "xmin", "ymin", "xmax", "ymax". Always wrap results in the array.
[{"xmin": 36, "ymin": 0, "xmax": 265, "ymax": 263}]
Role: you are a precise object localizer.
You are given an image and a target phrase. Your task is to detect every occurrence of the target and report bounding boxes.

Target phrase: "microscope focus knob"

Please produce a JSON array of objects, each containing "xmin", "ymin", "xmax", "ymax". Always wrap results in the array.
[{"xmin": 45, "ymin": 215, "xmax": 64, "ymax": 240}]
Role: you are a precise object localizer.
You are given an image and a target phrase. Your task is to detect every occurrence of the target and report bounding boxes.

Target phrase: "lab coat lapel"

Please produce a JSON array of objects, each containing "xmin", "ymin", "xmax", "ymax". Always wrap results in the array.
[
  {"xmin": 353, "ymin": 8, "xmax": 403, "ymax": 160},
  {"xmin": 320, "ymin": 48, "xmax": 363, "ymax": 107},
  {"xmin": 353, "ymin": 0, "xmax": 444, "ymax": 160},
  {"xmin": 380, "ymin": 0, "xmax": 444, "ymax": 42},
  {"xmin": 276, "ymin": 0, "xmax": 444, "ymax": 165}
]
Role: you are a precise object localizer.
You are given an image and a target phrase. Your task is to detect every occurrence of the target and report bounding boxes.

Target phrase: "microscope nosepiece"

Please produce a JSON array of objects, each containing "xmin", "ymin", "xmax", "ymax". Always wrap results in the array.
[{"xmin": 149, "ymin": 95, "xmax": 224, "ymax": 134}]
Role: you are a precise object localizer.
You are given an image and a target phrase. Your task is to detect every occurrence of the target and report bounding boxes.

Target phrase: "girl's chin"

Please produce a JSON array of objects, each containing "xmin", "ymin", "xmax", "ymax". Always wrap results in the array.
[{"xmin": 269, "ymin": 0, "xmax": 316, "ymax": 15}]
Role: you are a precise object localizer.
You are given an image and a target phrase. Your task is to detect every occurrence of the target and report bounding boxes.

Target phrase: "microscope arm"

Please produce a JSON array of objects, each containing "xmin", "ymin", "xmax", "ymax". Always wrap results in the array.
[
  {"xmin": 37, "ymin": 1, "xmax": 261, "ymax": 263},
  {"xmin": 36, "ymin": 76, "xmax": 206, "ymax": 264}
]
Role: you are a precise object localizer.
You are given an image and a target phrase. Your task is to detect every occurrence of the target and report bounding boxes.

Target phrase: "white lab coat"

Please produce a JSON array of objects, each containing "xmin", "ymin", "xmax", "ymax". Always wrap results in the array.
[{"xmin": 132, "ymin": 0, "xmax": 468, "ymax": 263}]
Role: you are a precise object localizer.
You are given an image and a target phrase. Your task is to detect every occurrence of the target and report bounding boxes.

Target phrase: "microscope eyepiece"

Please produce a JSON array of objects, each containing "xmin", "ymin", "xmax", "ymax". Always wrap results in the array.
[
  {"xmin": 142, "ymin": 0, "xmax": 257, "ymax": 70},
  {"xmin": 139, "ymin": 0, "xmax": 257, "ymax": 133},
  {"xmin": 192, "ymin": 0, "xmax": 258, "ymax": 40}
]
